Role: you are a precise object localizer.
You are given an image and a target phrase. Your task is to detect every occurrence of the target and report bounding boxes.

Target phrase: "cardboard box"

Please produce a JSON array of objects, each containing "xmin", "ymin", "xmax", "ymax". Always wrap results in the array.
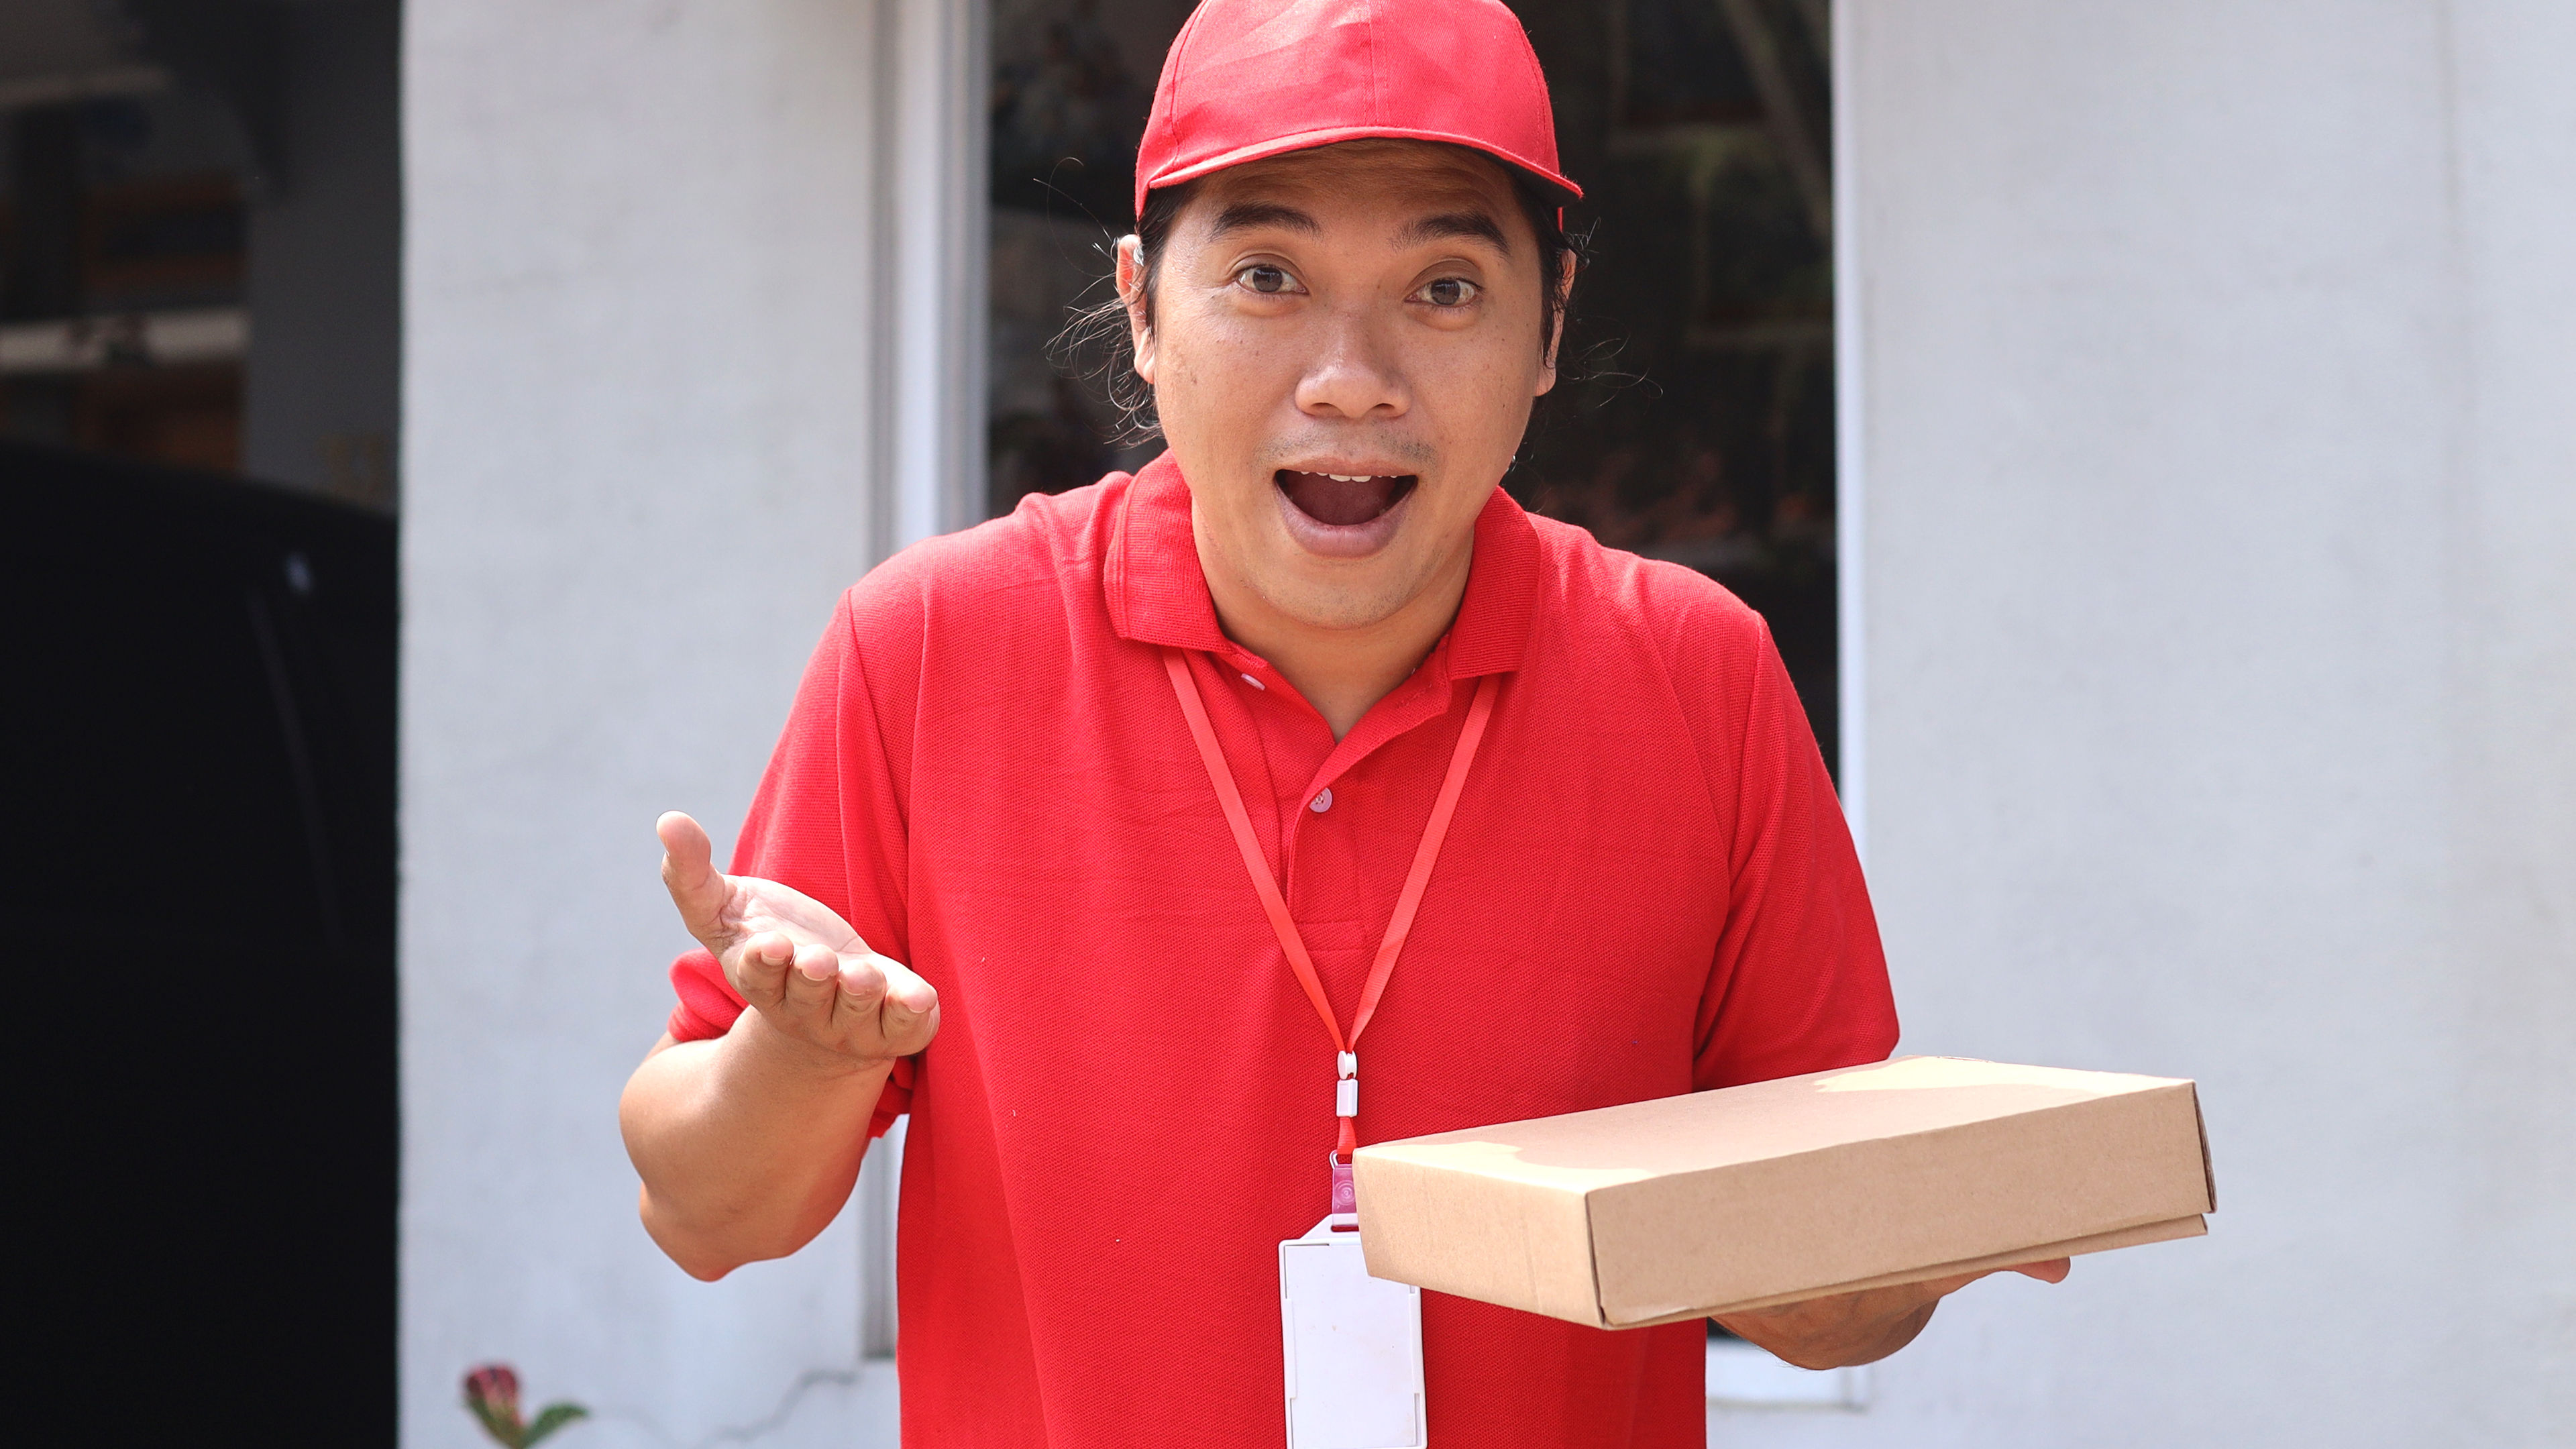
[{"xmin": 1351, "ymin": 1057, "xmax": 2213, "ymax": 1328}]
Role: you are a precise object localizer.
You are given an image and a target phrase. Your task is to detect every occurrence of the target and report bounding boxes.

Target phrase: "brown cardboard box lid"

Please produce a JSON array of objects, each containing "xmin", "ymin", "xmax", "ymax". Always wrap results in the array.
[{"xmin": 1352, "ymin": 1057, "xmax": 2214, "ymax": 1328}]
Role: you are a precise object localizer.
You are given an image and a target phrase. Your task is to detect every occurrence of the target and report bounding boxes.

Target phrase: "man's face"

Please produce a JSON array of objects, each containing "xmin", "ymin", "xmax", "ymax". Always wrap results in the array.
[{"xmin": 1124, "ymin": 141, "xmax": 1558, "ymax": 633}]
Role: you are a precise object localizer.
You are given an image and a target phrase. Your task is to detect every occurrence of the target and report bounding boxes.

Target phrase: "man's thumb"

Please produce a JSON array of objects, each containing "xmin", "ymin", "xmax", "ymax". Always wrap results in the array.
[{"xmin": 657, "ymin": 812, "xmax": 724, "ymax": 925}]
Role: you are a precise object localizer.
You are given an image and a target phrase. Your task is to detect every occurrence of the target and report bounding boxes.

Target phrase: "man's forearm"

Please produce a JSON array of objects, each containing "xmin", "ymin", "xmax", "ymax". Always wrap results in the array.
[{"xmin": 619, "ymin": 1013, "xmax": 895, "ymax": 1279}]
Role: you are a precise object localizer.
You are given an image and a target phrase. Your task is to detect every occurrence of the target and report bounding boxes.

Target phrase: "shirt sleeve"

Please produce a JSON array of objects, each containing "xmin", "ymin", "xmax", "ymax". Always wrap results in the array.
[
  {"xmin": 663, "ymin": 587, "xmax": 919, "ymax": 1138},
  {"xmin": 1684, "ymin": 604, "xmax": 1900, "ymax": 1089}
]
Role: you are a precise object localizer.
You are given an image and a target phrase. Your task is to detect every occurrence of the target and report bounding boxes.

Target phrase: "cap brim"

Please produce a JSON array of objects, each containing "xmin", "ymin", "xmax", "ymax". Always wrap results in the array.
[{"xmin": 1136, "ymin": 125, "xmax": 1582, "ymax": 218}]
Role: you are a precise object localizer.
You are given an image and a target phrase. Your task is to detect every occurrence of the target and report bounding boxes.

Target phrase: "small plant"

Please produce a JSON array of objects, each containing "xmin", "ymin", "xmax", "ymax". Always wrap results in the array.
[{"xmin": 463, "ymin": 1364, "xmax": 589, "ymax": 1449}]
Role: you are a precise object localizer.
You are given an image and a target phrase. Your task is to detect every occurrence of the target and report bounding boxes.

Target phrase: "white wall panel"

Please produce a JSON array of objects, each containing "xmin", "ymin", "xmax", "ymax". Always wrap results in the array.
[
  {"xmin": 1743, "ymin": 1, "xmax": 2575, "ymax": 1445},
  {"xmin": 400, "ymin": 2, "xmax": 944, "ymax": 1442}
]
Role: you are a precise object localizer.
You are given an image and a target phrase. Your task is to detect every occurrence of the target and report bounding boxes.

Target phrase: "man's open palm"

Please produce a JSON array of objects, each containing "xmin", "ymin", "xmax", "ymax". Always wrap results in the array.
[{"xmin": 657, "ymin": 811, "xmax": 938, "ymax": 1066}]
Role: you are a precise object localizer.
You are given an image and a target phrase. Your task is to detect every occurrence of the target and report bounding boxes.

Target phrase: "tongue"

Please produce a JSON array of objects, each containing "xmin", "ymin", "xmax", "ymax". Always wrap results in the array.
[{"xmin": 1280, "ymin": 471, "xmax": 1404, "ymax": 527}]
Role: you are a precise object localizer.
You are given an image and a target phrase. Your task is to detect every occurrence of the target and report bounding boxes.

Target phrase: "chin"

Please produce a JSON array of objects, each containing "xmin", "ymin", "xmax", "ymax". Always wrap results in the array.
[{"xmin": 1248, "ymin": 551, "xmax": 1424, "ymax": 633}]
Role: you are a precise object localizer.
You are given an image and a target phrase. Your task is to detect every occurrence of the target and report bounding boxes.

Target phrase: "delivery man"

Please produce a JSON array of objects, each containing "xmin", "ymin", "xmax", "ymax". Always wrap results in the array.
[{"xmin": 619, "ymin": 1, "xmax": 2065, "ymax": 1444}]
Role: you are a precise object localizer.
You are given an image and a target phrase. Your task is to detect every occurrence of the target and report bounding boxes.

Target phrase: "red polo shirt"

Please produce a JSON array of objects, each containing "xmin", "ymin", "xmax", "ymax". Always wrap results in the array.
[{"xmin": 666, "ymin": 453, "xmax": 1896, "ymax": 1448}]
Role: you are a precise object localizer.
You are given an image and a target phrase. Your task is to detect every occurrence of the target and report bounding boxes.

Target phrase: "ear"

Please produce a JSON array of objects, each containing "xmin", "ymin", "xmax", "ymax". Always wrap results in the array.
[
  {"xmin": 1116, "ymin": 235, "xmax": 1157, "ymax": 385},
  {"xmin": 1534, "ymin": 250, "xmax": 1576, "ymax": 397}
]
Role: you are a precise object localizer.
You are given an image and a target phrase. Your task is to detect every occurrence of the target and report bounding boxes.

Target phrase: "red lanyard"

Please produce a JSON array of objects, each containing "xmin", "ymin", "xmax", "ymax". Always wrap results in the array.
[{"xmin": 1163, "ymin": 647, "xmax": 1499, "ymax": 1168}]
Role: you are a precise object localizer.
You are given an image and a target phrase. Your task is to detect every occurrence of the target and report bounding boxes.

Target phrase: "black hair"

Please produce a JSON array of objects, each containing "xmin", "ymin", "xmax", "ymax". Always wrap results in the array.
[{"xmin": 1054, "ymin": 146, "xmax": 1587, "ymax": 446}]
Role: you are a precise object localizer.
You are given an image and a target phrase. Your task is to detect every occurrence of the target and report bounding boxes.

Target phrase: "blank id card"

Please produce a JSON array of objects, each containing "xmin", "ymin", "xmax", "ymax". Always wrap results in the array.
[{"xmin": 1279, "ymin": 1216, "xmax": 1427, "ymax": 1449}]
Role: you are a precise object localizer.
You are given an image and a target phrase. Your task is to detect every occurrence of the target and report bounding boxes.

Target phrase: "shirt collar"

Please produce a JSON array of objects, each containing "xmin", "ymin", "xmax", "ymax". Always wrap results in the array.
[{"xmin": 1106, "ymin": 450, "xmax": 1540, "ymax": 678}]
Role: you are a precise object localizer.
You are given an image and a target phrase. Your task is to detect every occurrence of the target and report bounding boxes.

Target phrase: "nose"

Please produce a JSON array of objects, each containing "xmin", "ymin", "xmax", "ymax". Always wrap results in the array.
[{"xmin": 1293, "ymin": 302, "xmax": 1409, "ymax": 422}]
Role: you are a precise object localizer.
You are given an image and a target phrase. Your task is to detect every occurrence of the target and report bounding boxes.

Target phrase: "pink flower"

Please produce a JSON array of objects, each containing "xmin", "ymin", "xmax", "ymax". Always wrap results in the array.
[
  {"xmin": 463, "ymin": 1362, "xmax": 588, "ymax": 1449},
  {"xmin": 465, "ymin": 1364, "xmax": 521, "ymax": 1419}
]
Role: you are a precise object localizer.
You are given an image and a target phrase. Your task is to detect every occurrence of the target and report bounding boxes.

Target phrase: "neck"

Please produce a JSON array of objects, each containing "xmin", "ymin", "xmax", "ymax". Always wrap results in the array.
[{"xmin": 1194, "ymin": 521, "xmax": 1474, "ymax": 742}]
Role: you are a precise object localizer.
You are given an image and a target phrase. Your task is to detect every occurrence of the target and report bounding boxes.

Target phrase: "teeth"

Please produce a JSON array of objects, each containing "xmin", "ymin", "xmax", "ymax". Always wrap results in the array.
[{"xmin": 1325, "ymin": 474, "xmax": 1378, "ymax": 482}]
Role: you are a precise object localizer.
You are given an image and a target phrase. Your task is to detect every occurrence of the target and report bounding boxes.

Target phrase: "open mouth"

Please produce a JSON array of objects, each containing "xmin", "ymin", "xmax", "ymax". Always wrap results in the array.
[{"xmin": 1275, "ymin": 470, "xmax": 1419, "ymax": 528}]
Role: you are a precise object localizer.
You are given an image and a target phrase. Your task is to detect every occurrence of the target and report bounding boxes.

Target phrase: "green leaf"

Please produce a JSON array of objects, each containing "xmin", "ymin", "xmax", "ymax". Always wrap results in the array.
[
  {"xmin": 523, "ymin": 1403, "xmax": 592, "ymax": 1448},
  {"xmin": 465, "ymin": 1395, "xmax": 525, "ymax": 1448}
]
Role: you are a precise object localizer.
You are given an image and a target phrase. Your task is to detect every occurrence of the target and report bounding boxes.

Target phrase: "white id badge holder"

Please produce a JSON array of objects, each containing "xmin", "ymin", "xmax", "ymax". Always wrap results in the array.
[{"xmin": 1279, "ymin": 1213, "xmax": 1426, "ymax": 1449}]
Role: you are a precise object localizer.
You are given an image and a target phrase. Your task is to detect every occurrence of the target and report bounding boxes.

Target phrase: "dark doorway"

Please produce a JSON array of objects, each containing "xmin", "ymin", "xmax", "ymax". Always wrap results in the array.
[{"xmin": 7, "ymin": 440, "xmax": 398, "ymax": 1442}]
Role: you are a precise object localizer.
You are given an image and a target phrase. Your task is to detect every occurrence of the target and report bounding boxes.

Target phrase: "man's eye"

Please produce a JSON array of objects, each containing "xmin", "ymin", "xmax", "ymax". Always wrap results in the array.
[
  {"xmin": 1238, "ymin": 265, "xmax": 1294, "ymax": 294},
  {"xmin": 1419, "ymin": 277, "xmax": 1481, "ymax": 307}
]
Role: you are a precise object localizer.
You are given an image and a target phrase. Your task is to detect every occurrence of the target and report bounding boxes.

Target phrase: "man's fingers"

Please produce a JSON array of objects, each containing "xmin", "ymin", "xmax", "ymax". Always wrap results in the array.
[
  {"xmin": 775, "ymin": 941, "xmax": 844, "ymax": 1015},
  {"xmin": 791, "ymin": 941, "xmax": 841, "ymax": 983},
  {"xmin": 729, "ymin": 929, "xmax": 796, "ymax": 1006},
  {"xmin": 873, "ymin": 954, "xmax": 939, "ymax": 1016},
  {"xmin": 735, "ymin": 937, "xmax": 939, "ymax": 1063},
  {"xmin": 1923, "ymin": 1256, "xmax": 2074, "ymax": 1303},
  {"xmin": 824, "ymin": 951, "xmax": 938, "ymax": 1053},
  {"xmin": 867, "ymin": 955, "xmax": 939, "ymax": 1056},
  {"xmin": 657, "ymin": 812, "xmax": 730, "ymax": 941},
  {"xmin": 829, "ymin": 951, "xmax": 886, "ymax": 1003}
]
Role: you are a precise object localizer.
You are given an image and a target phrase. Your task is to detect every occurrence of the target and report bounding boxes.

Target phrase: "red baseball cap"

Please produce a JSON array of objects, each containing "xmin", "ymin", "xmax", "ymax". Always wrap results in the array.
[{"xmin": 1132, "ymin": 0, "xmax": 1582, "ymax": 221}]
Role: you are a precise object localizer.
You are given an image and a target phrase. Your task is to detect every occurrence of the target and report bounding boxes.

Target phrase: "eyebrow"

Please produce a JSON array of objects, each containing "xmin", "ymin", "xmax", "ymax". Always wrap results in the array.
[
  {"xmin": 1393, "ymin": 210, "xmax": 1513, "ymax": 255},
  {"xmin": 1207, "ymin": 201, "xmax": 1323, "ymax": 238},
  {"xmin": 1203, "ymin": 201, "xmax": 1515, "ymax": 256}
]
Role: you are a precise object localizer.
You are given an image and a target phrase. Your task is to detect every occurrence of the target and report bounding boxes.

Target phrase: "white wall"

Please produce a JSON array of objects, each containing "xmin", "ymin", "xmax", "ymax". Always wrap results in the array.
[
  {"xmin": 1757, "ymin": 1, "xmax": 2574, "ymax": 1444},
  {"xmin": 402, "ymin": 3, "xmax": 920, "ymax": 1444}
]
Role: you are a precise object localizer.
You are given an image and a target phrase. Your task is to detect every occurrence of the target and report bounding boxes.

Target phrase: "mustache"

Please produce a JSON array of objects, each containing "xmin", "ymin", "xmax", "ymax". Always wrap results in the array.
[{"xmin": 1257, "ymin": 433, "xmax": 1438, "ymax": 470}]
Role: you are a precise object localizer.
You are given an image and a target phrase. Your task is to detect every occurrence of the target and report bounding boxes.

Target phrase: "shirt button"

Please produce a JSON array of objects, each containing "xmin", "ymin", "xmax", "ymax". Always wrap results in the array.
[{"xmin": 1309, "ymin": 788, "xmax": 1334, "ymax": 813}]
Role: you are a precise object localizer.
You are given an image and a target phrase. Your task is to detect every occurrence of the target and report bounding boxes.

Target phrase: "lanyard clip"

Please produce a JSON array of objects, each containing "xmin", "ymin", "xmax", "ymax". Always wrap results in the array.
[
  {"xmin": 1336, "ymin": 1051, "xmax": 1358, "ymax": 1118},
  {"xmin": 1329, "ymin": 1151, "xmax": 1358, "ymax": 1228}
]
